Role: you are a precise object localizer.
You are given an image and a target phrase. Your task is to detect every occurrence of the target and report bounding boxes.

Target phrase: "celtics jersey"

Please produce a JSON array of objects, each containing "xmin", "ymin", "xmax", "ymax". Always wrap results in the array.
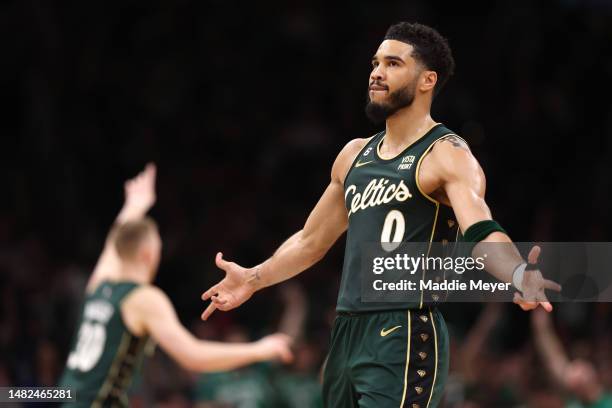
[
  {"xmin": 60, "ymin": 281, "xmax": 152, "ymax": 407},
  {"xmin": 337, "ymin": 124, "xmax": 461, "ymax": 312}
]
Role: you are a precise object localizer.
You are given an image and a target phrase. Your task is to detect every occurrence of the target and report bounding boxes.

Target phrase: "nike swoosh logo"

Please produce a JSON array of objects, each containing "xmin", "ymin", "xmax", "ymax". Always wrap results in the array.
[
  {"xmin": 355, "ymin": 160, "xmax": 374, "ymax": 168},
  {"xmin": 380, "ymin": 325, "xmax": 402, "ymax": 337}
]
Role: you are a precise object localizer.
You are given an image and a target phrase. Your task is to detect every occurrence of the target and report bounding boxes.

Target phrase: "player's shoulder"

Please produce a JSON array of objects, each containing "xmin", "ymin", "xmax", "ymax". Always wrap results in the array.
[
  {"xmin": 338, "ymin": 135, "xmax": 376, "ymax": 161},
  {"xmin": 428, "ymin": 133, "xmax": 483, "ymax": 181},
  {"xmin": 429, "ymin": 132, "xmax": 474, "ymax": 164},
  {"xmin": 123, "ymin": 284, "xmax": 170, "ymax": 309},
  {"xmin": 433, "ymin": 132, "xmax": 470, "ymax": 152},
  {"xmin": 333, "ymin": 135, "xmax": 377, "ymax": 182}
]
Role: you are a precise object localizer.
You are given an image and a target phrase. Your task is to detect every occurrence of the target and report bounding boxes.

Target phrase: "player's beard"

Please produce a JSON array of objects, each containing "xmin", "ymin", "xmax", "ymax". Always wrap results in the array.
[{"xmin": 365, "ymin": 79, "xmax": 417, "ymax": 124}]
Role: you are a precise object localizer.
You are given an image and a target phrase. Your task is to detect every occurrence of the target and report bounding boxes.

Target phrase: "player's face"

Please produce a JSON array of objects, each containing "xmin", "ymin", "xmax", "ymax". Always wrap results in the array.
[{"xmin": 365, "ymin": 40, "xmax": 422, "ymax": 123}]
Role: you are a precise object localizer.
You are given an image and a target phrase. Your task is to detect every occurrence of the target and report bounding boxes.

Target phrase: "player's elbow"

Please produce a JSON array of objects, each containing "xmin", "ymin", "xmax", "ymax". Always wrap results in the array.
[{"xmin": 304, "ymin": 239, "xmax": 328, "ymax": 264}]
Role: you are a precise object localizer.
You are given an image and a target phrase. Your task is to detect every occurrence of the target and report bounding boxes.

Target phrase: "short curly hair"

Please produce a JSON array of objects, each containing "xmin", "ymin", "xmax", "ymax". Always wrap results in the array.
[{"xmin": 384, "ymin": 22, "xmax": 455, "ymax": 94}]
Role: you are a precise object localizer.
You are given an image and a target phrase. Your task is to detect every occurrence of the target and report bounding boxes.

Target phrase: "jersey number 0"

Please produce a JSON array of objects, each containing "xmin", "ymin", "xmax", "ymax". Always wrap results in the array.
[{"xmin": 381, "ymin": 210, "xmax": 405, "ymax": 252}]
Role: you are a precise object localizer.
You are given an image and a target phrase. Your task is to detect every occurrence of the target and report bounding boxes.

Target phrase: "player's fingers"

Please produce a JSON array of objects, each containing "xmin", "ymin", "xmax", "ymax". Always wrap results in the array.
[
  {"xmin": 527, "ymin": 245, "xmax": 541, "ymax": 264},
  {"xmin": 269, "ymin": 334, "xmax": 294, "ymax": 363},
  {"xmin": 513, "ymin": 292, "xmax": 536, "ymax": 311},
  {"xmin": 270, "ymin": 333, "xmax": 293, "ymax": 344},
  {"xmin": 278, "ymin": 344, "xmax": 294, "ymax": 363},
  {"xmin": 520, "ymin": 302, "xmax": 537, "ymax": 311},
  {"xmin": 201, "ymin": 284, "xmax": 219, "ymax": 301},
  {"xmin": 512, "ymin": 292, "xmax": 527, "ymax": 309},
  {"xmin": 543, "ymin": 279, "xmax": 562, "ymax": 292},
  {"xmin": 537, "ymin": 291, "xmax": 549, "ymax": 305},
  {"xmin": 201, "ymin": 303, "xmax": 216, "ymax": 320},
  {"xmin": 539, "ymin": 301, "xmax": 553, "ymax": 312},
  {"xmin": 216, "ymin": 302, "xmax": 233, "ymax": 311},
  {"xmin": 211, "ymin": 295, "xmax": 227, "ymax": 305},
  {"xmin": 146, "ymin": 162, "xmax": 156, "ymax": 175},
  {"xmin": 536, "ymin": 290, "xmax": 554, "ymax": 312},
  {"xmin": 215, "ymin": 252, "xmax": 230, "ymax": 270},
  {"xmin": 146, "ymin": 163, "xmax": 157, "ymax": 184}
]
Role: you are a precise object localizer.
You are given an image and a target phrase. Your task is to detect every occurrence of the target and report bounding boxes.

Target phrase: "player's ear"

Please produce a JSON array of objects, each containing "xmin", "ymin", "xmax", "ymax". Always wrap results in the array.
[
  {"xmin": 138, "ymin": 241, "xmax": 154, "ymax": 266},
  {"xmin": 419, "ymin": 70, "xmax": 437, "ymax": 93}
]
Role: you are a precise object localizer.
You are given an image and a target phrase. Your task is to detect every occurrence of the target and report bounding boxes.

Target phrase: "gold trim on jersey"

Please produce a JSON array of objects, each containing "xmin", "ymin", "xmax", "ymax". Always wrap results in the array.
[
  {"xmin": 376, "ymin": 123, "xmax": 441, "ymax": 161},
  {"xmin": 118, "ymin": 336, "xmax": 148, "ymax": 397},
  {"xmin": 425, "ymin": 310, "xmax": 439, "ymax": 408},
  {"xmin": 400, "ymin": 310, "xmax": 412, "ymax": 408},
  {"xmin": 419, "ymin": 202, "xmax": 439, "ymax": 309},
  {"xmin": 414, "ymin": 132, "xmax": 457, "ymax": 205},
  {"xmin": 93, "ymin": 331, "xmax": 131, "ymax": 408},
  {"xmin": 415, "ymin": 133, "xmax": 459, "ymax": 309}
]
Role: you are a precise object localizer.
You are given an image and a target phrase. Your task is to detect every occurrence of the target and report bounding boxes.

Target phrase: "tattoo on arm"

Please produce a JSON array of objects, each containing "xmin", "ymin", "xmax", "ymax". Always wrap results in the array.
[
  {"xmin": 441, "ymin": 135, "xmax": 470, "ymax": 151},
  {"xmin": 246, "ymin": 267, "xmax": 261, "ymax": 283}
]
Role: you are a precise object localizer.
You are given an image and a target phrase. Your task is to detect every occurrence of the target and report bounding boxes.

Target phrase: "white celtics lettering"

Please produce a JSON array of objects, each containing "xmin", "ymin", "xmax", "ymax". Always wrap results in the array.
[{"xmin": 345, "ymin": 178, "xmax": 412, "ymax": 216}]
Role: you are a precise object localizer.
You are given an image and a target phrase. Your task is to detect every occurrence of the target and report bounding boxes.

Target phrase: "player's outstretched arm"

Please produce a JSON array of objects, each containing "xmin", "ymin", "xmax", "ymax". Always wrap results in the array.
[
  {"xmin": 201, "ymin": 139, "xmax": 367, "ymax": 320},
  {"xmin": 426, "ymin": 137, "xmax": 560, "ymax": 311},
  {"xmin": 86, "ymin": 163, "xmax": 157, "ymax": 293},
  {"xmin": 122, "ymin": 286, "xmax": 294, "ymax": 372}
]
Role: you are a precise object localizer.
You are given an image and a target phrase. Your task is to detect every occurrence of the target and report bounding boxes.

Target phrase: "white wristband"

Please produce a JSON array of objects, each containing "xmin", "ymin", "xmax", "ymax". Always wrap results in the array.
[{"xmin": 512, "ymin": 263, "xmax": 527, "ymax": 292}]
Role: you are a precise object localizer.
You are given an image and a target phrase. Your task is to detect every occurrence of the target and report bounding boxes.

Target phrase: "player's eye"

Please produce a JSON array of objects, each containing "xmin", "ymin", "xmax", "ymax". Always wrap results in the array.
[
  {"xmin": 388, "ymin": 61, "xmax": 398, "ymax": 67},
  {"xmin": 372, "ymin": 61, "xmax": 379, "ymax": 68}
]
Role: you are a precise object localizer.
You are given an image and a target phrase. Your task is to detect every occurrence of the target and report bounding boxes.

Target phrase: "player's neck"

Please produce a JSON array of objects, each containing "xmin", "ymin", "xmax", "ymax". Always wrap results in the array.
[
  {"xmin": 383, "ymin": 104, "xmax": 435, "ymax": 151},
  {"xmin": 119, "ymin": 262, "xmax": 151, "ymax": 284}
]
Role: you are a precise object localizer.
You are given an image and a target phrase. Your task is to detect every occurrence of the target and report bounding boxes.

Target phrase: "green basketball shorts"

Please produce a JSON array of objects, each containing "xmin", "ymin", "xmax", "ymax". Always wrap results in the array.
[{"xmin": 322, "ymin": 308, "xmax": 449, "ymax": 408}]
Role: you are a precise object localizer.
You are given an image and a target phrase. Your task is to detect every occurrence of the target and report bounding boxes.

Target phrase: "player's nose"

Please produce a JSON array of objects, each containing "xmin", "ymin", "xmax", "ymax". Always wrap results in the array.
[{"xmin": 370, "ymin": 65, "xmax": 385, "ymax": 82}]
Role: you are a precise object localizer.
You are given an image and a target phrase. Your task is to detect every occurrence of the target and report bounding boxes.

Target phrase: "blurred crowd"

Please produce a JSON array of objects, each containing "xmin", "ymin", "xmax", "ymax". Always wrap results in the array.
[{"xmin": 1, "ymin": 0, "xmax": 612, "ymax": 406}]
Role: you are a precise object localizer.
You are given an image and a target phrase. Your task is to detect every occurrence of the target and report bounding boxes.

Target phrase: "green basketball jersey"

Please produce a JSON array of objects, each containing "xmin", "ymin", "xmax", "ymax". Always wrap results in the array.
[
  {"xmin": 59, "ymin": 281, "xmax": 153, "ymax": 408},
  {"xmin": 338, "ymin": 124, "xmax": 461, "ymax": 312}
]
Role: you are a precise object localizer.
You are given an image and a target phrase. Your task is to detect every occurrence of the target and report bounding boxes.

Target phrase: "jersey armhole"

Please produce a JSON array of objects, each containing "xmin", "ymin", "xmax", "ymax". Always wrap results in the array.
[
  {"xmin": 119, "ymin": 285, "xmax": 149, "ymax": 338},
  {"xmin": 414, "ymin": 133, "xmax": 468, "ymax": 207}
]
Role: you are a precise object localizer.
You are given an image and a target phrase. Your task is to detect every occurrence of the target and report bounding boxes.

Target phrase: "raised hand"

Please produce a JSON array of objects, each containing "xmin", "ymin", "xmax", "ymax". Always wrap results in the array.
[
  {"xmin": 124, "ymin": 163, "xmax": 156, "ymax": 212},
  {"xmin": 201, "ymin": 252, "xmax": 259, "ymax": 320},
  {"xmin": 513, "ymin": 245, "xmax": 562, "ymax": 312}
]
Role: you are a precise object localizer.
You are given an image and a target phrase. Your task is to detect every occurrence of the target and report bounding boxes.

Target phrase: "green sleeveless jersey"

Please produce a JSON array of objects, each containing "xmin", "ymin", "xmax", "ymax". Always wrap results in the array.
[
  {"xmin": 338, "ymin": 124, "xmax": 461, "ymax": 312},
  {"xmin": 59, "ymin": 281, "xmax": 152, "ymax": 407}
]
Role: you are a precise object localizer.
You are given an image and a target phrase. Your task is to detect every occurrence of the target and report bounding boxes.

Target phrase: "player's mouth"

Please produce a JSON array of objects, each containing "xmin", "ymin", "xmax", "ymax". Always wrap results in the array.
[{"xmin": 369, "ymin": 84, "xmax": 388, "ymax": 95}]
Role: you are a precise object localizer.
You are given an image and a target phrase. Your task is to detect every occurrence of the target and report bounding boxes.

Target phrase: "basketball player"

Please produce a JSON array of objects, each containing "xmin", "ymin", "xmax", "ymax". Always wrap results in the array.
[
  {"xmin": 59, "ymin": 164, "xmax": 293, "ymax": 407},
  {"xmin": 201, "ymin": 23, "xmax": 560, "ymax": 407}
]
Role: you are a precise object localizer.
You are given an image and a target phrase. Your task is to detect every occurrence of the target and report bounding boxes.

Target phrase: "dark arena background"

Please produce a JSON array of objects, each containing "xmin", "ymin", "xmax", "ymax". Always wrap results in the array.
[{"xmin": 1, "ymin": 0, "xmax": 612, "ymax": 407}]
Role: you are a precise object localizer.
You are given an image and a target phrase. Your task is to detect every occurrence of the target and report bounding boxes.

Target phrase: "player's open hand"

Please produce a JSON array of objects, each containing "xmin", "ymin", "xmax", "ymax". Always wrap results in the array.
[
  {"xmin": 513, "ymin": 245, "xmax": 562, "ymax": 312},
  {"xmin": 254, "ymin": 333, "xmax": 294, "ymax": 364},
  {"xmin": 201, "ymin": 252, "xmax": 258, "ymax": 320},
  {"xmin": 124, "ymin": 163, "xmax": 157, "ymax": 213}
]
